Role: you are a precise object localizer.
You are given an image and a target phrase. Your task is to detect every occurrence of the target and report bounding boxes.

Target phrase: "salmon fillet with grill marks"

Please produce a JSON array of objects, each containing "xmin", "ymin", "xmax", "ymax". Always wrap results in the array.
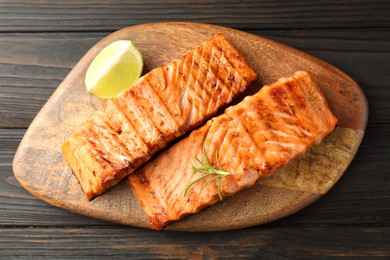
[
  {"xmin": 62, "ymin": 33, "xmax": 257, "ymax": 200},
  {"xmin": 127, "ymin": 71, "xmax": 338, "ymax": 230}
]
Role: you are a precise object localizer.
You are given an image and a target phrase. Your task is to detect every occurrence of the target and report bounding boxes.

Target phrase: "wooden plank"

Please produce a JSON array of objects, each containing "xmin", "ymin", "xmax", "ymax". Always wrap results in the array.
[
  {"xmin": 0, "ymin": 29, "xmax": 389, "ymax": 128},
  {"xmin": 0, "ymin": 33, "xmax": 101, "ymax": 128},
  {"xmin": 1, "ymin": 123, "xmax": 389, "ymax": 227},
  {"xmin": 0, "ymin": 0, "xmax": 389, "ymax": 32},
  {"xmin": 0, "ymin": 227, "xmax": 389, "ymax": 258}
]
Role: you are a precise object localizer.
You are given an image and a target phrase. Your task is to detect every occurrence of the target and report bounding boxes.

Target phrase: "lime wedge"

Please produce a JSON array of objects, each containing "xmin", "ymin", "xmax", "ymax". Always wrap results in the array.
[{"xmin": 85, "ymin": 40, "xmax": 143, "ymax": 99}]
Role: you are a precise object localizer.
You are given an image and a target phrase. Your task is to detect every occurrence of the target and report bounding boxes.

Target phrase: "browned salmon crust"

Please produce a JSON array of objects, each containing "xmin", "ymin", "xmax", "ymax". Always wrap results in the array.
[
  {"xmin": 127, "ymin": 71, "xmax": 338, "ymax": 230},
  {"xmin": 62, "ymin": 34, "xmax": 257, "ymax": 200}
]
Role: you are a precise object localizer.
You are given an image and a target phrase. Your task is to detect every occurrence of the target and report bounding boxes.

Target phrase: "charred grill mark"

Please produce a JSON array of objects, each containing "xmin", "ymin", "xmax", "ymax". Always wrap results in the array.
[
  {"xmin": 179, "ymin": 54, "xmax": 196, "ymax": 128},
  {"xmin": 89, "ymin": 116, "xmax": 130, "ymax": 170},
  {"xmin": 111, "ymin": 97, "xmax": 152, "ymax": 157},
  {"xmin": 228, "ymin": 115, "xmax": 260, "ymax": 171},
  {"xmin": 213, "ymin": 35, "xmax": 256, "ymax": 83},
  {"xmin": 261, "ymin": 162, "xmax": 272, "ymax": 173},
  {"xmin": 204, "ymin": 119, "xmax": 229, "ymax": 170},
  {"xmin": 137, "ymin": 171, "xmax": 150, "ymax": 187},
  {"xmin": 187, "ymin": 47, "xmax": 205, "ymax": 125},
  {"xmin": 236, "ymin": 112, "xmax": 263, "ymax": 168},
  {"xmin": 217, "ymin": 52, "xmax": 243, "ymax": 101},
  {"xmin": 178, "ymin": 52, "xmax": 196, "ymax": 122},
  {"xmin": 146, "ymin": 75, "xmax": 180, "ymax": 133},
  {"xmin": 209, "ymin": 50, "xmax": 225, "ymax": 110},
  {"xmin": 286, "ymin": 80, "xmax": 308, "ymax": 111},
  {"xmin": 197, "ymin": 44, "xmax": 215, "ymax": 117},
  {"xmin": 127, "ymin": 87, "xmax": 166, "ymax": 151},
  {"xmin": 161, "ymin": 64, "xmax": 183, "ymax": 125},
  {"xmin": 215, "ymin": 118, "xmax": 239, "ymax": 171},
  {"xmin": 295, "ymin": 96, "xmax": 307, "ymax": 109},
  {"xmin": 203, "ymin": 48, "xmax": 221, "ymax": 115},
  {"xmin": 85, "ymin": 122, "xmax": 118, "ymax": 170},
  {"xmin": 136, "ymin": 80, "xmax": 175, "ymax": 142},
  {"xmin": 212, "ymin": 48, "xmax": 235, "ymax": 101},
  {"xmin": 289, "ymin": 105, "xmax": 295, "ymax": 115},
  {"xmin": 188, "ymin": 46, "xmax": 210, "ymax": 124},
  {"xmin": 91, "ymin": 113, "xmax": 135, "ymax": 169},
  {"xmin": 271, "ymin": 86, "xmax": 287, "ymax": 100}
]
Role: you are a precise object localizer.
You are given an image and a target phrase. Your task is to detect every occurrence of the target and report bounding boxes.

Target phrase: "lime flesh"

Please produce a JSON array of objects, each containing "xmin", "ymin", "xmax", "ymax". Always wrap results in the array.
[{"xmin": 85, "ymin": 40, "xmax": 143, "ymax": 99}]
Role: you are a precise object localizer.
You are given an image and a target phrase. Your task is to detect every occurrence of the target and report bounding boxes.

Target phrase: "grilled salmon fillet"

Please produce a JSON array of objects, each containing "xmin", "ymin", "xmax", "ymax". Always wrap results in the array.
[
  {"xmin": 127, "ymin": 71, "xmax": 338, "ymax": 230},
  {"xmin": 62, "ymin": 33, "xmax": 257, "ymax": 200}
]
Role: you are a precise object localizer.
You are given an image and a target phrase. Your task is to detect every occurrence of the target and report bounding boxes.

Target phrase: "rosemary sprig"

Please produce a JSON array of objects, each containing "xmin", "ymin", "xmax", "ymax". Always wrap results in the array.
[{"xmin": 184, "ymin": 137, "xmax": 231, "ymax": 201}]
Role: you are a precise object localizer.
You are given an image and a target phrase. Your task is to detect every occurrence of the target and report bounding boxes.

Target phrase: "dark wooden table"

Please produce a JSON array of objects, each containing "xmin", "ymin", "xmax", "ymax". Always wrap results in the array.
[{"xmin": 1, "ymin": 1, "xmax": 389, "ymax": 258}]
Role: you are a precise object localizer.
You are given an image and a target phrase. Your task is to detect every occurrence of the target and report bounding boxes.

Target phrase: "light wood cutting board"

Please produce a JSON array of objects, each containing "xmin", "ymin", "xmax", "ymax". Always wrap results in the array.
[{"xmin": 13, "ymin": 22, "xmax": 368, "ymax": 231}]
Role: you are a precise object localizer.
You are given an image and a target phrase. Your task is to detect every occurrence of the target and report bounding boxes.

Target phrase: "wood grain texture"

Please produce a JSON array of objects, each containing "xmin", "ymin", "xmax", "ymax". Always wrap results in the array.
[
  {"xmin": 0, "ymin": 0, "xmax": 389, "ymax": 32},
  {"xmin": 0, "ymin": 227, "xmax": 389, "ymax": 259},
  {"xmin": 12, "ymin": 23, "xmax": 367, "ymax": 231},
  {"xmin": 0, "ymin": 33, "xmax": 100, "ymax": 128},
  {"xmin": 1, "ymin": 29, "xmax": 388, "ymax": 128}
]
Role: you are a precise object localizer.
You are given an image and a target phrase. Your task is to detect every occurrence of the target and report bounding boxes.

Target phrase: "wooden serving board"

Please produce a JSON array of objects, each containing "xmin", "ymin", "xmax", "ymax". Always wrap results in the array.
[{"xmin": 13, "ymin": 22, "xmax": 368, "ymax": 231}]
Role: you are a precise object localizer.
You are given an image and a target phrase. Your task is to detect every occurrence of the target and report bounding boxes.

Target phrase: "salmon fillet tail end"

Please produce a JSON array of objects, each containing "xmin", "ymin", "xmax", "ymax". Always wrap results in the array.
[
  {"xmin": 62, "ymin": 33, "xmax": 258, "ymax": 200},
  {"xmin": 127, "ymin": 71, "xmax": 338, "ymax": 230}
]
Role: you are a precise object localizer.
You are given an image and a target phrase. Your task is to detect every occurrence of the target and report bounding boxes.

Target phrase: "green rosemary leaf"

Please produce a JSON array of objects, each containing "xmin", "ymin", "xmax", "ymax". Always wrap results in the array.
[
  {"xmin": 195, "ymin": 156, "xmax": 208, "ymax": 169},
  {"xmin": 217, "ymin": 176, "xmax": 226, "ymax": 201},
  {"xmin": 203, "ymin": 175, "xmax": 220, "ymax": 188},
  {"xmin": 183, "ymin": 172, "xmax": 213, "ymax": 197},
  {"xmin": 184, "ymin": 135, "xmax": 232, "ymax": 201}
]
